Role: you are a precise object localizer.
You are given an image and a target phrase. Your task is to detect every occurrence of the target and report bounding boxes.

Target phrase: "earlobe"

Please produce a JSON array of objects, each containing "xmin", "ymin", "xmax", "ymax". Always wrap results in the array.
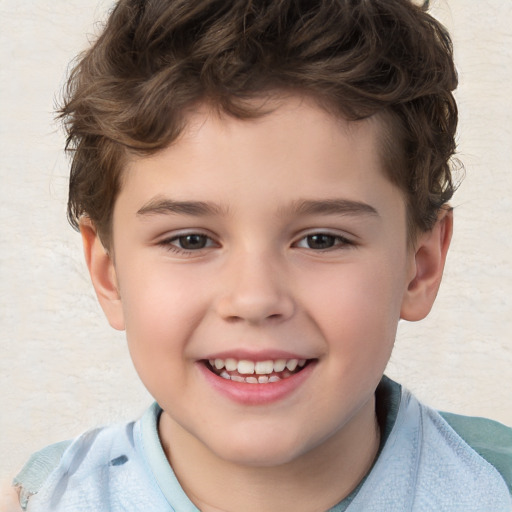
[
  {"xmin": 80, "ymin": 218, "xmax": 125, "ymax": 330},
  {"xmin": 400, "ymin": 208, "xmax": 453, "ymax": 322}
]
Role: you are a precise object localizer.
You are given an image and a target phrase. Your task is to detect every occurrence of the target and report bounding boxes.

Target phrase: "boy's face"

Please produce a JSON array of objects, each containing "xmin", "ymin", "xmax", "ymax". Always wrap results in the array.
[{"xmin": 91, "ymin": 96, "xmax": 435, "ymax": 468}]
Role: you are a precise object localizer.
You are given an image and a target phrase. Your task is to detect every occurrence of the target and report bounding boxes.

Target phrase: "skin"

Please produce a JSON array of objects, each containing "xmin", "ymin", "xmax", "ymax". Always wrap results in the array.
[{"xmin": 81, "ymin": 96, "xmax": 452, "ymax": 512}]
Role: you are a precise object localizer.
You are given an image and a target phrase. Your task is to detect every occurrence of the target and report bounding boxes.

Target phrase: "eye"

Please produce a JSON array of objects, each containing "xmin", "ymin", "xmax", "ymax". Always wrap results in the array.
[
  {"xmin": 175, "ymin": 234, "xmax": 210, "ymax": 250},
  {"xmin": 158, "ymin": 232, "xmax": 218, "ymax": 254},
  {"xmin": 294, "ymin": 233, "xmax": 352, "ymax": 250}
]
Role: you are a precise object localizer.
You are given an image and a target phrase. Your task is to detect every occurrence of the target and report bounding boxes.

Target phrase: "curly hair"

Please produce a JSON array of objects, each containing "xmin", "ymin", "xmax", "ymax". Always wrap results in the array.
[{"xmin": 60, "ymin": 0, "xmax": 458, "ymax": 247}]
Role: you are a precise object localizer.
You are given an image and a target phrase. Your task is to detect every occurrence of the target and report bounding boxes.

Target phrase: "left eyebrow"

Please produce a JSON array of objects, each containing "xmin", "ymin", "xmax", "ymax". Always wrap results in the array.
[
  {"xmin": 285, "ymin": 198, "xmax": 379, "ymax": 218},
  {"xmin": 137, "ymin": 197, "xmax": 227, "ymax": 217}
]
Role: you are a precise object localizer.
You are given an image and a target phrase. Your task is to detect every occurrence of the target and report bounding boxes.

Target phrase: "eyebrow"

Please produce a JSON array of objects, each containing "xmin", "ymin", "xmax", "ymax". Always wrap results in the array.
[
  {"xmin": 136, "ymin": 196, "xmax": 379, "ymax": 219},
  {"xmin": 137, "ymin": 198, "xmax": 227, "ymax": 217},
  {"xmin": 286, "ymin": 198, "xmax": 379, "ymax": 218}
]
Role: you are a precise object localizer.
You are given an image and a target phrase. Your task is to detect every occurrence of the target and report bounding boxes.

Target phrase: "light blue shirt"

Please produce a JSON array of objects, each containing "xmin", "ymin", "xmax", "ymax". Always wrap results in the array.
[{"xmin": 14, "ymin": 379, "xmax": 512, "ymax": 511}]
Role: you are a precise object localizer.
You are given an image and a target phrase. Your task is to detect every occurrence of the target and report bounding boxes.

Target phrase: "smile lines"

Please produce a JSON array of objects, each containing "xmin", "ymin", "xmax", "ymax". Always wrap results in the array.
[{"xmin": 206, "ymin": 358, "xmax": 309, "ymax": 384}]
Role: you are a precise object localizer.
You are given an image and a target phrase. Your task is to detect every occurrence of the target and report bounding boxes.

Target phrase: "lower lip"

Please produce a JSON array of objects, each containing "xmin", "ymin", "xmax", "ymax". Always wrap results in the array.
[{"xmin": 197, "ymin": 361, "xmax": 316, "ymax": 405}]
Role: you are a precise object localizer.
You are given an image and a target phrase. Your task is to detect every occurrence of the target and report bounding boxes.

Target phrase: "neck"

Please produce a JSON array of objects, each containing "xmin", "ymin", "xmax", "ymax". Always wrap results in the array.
[{"xmin": 159, "ymin": 396, "xmax": 381, "ymax": 512}]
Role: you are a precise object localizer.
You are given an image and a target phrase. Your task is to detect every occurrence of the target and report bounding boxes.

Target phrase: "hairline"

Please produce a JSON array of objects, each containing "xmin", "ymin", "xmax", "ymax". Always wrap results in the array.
[{"xmin": 93, "ymin": 93, "xmax": 425, "ymax": 252}]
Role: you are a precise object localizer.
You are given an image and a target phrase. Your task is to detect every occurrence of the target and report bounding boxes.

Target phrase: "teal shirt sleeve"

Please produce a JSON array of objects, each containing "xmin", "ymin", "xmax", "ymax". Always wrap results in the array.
[
  {"xmin": 440, "ymin": 411, "xmax": 512, "ymax": 494},
  {"xmin": 12, "ymin": 440, "xmax": 72, "ymax": 511}
]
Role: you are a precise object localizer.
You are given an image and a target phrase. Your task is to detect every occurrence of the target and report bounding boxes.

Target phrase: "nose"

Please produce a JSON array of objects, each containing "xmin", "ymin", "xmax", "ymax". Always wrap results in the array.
[{"xmin": 214, "ymin": 250, "xmax": 295, "ymax": 324}]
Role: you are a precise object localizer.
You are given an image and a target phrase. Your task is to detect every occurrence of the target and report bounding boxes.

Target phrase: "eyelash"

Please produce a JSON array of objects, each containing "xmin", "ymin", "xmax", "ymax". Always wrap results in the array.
[
  {"xmin": 158, "ymin": 233, "xmax": 218, "ymax": 255},
  {"xmin": 293, "ymin": 232, "xmax": 354, "ymax": 251},
  {"xmin": 157, "ymin": 230, "xmax": 354, "ymax": 256}
]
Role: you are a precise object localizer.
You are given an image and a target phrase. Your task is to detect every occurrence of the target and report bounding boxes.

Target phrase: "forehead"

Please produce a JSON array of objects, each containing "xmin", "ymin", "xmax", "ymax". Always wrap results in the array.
[{"xmin": 118, "ymin": 96, "xmax": 404, "ymax": 225}]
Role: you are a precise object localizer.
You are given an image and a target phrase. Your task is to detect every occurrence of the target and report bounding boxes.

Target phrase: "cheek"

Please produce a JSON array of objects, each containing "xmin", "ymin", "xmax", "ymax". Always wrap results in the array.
[
  {"xmin": 300, "ymin": 257, "xmax": 405, "ymax": 354},
  {"xmin": 117, "ymin": 261, "xmax": 209, "ymax": 365},
  {"xmin": 118, "ymin": 269, "xmax": 206, "ymax": 402}
]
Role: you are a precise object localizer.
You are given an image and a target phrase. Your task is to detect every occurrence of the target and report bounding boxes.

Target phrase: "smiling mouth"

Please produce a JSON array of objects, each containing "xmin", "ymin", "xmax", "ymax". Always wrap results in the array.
[{"xmin": 204, "ymin": 357, "xmax": 313, "ymax": 384}]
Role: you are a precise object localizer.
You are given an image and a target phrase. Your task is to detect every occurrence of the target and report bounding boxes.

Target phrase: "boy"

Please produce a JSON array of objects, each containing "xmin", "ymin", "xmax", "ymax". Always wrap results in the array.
[{"xmin": 11, "ymin": 0, "xmax": 512, "ymax": 510}]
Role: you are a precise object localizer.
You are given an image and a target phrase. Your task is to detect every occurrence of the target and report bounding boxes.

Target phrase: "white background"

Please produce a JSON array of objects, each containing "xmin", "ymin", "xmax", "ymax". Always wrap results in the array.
[{"xmin": 1, "ymin": 0, "xmax": 511, "ymax": 481}]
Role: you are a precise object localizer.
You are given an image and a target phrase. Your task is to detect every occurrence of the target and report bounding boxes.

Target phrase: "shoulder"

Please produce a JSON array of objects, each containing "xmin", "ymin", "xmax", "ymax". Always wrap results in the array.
[
  {"xmin": 439, "ymin": 410, "xmax": 512, "ymax": 494},
  {"xmin": 347, "ymin": 386, "xmax": 512, "ymax": 510},
  {"xmin": 12, "ymin": 421, "xmax": 138, "ymax": 511},
  {"xmin": 13, "ymin": 440, "xmax": 72, "ymax": 511},
  {"xmin": 10, "ymin": 406, "xmax": 172, "ymax": 511}
]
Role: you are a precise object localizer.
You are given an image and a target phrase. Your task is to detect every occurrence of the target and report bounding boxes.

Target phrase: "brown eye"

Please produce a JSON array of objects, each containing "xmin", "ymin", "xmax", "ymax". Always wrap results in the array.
[
  {"xmin": 305, "ymin": 234, "xmax": 337, "ymax": 249},
  {"xmin": 177, "ymin": 234, "xmax": 209, "ymax": 250},
  {"xmin": 294, "ymin": 232, "xmax": 353, "ymax": 251}
]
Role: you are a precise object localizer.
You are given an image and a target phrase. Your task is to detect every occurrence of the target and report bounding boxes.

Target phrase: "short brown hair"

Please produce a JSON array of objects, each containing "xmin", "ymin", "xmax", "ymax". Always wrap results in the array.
[{"xmin": 61, "ymin": 0, "xmax": 458, "ymax": 247}]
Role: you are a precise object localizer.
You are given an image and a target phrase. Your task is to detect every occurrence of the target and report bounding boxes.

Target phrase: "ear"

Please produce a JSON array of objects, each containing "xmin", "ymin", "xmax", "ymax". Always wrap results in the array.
[
  {"xmin": 80, "ymin": 218, "xmax": 125, "ymax": 330},
  {"xmin": 400, "ymin": 208, "xmax": 453, "ymax": 321}
]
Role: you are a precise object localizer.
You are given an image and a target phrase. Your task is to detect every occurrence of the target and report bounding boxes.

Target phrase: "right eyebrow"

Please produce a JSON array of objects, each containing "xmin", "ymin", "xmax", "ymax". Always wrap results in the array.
[
  {"xmin": 285, "ymin": 198, "xmax": 379, "ymax": 218},
  {"xmin": 136, "ymin": 197, "xmax": 227, "ymax": 217}
]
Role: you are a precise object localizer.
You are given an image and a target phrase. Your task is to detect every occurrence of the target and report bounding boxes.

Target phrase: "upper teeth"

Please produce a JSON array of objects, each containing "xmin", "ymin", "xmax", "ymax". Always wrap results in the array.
[{"xmin": 209, "ymin": 358, "xmax": 307, "ymax": 375}]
